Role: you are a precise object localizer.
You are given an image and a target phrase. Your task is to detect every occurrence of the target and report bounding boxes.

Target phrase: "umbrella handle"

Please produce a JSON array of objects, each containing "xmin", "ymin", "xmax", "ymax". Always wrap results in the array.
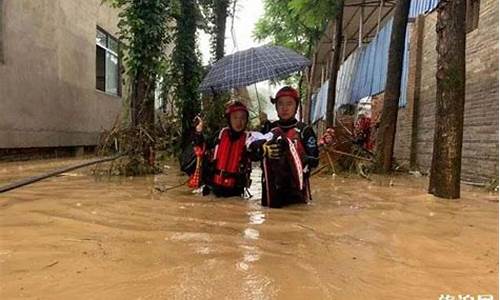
[{"xmin": 254, "ymin": 84, "xmax": 262, "ymax": 114}]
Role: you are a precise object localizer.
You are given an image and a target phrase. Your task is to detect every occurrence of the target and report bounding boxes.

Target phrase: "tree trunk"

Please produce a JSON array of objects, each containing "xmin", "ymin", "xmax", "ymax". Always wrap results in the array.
[
  {"xmin": 131, "ymin": 71, "xmax": 145, "ymax": 127},
  {"xmin": 213, "ymin": 0, "xmax": 229, "ymax": 61},
  {"xmin": 177, "ymin": 0, "xmax": 201, "ymax": 146},
  {"xmin": 374, "ymin": 0, "xmax": 411, "ymax": 173},
  {"xmin": 428, "ymin": 0, "xmax": 466, "ymax": 199},
  {"xmin": 131, "ymin": 70, "xmax": 155, "ymax": 166},
  {"xmin": 203, "ymin": 0, "xmax": 230, "ymax": 137},
  {"xmin": 325, "ymin": 0, "xmax": 344, "ymax": 127},
  {"xmin": 132, "ymin": 71, "xmax": 154, "ymax": 131}
]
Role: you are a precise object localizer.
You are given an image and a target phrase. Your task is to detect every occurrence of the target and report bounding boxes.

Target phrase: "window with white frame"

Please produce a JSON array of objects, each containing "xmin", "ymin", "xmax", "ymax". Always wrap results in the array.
[{"xmin": 96, "ymin": 27, "xmax": 121, "ymax": 96}]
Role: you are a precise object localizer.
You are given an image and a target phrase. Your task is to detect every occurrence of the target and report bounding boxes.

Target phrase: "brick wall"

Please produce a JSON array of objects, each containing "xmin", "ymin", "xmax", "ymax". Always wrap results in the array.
[
  {"xmin": 394, "ymin": 17, "xmax": 425, "ymax": 170},
  {"xmin": 394, "ymin": 0, "xmax": 499, "ymax": 182},
  {"xmin": 393, "ymin": 106, "xmax": 411, "ymax": 169}
]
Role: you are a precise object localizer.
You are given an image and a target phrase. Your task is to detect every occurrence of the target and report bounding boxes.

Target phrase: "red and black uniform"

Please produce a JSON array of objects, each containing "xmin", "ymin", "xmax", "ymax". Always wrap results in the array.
[
  {"xmin": 250, "ymin": 118, "xmax": 319, "ymax": 208},
  {"xmin": 187, "ymin": 127, "xmax": 252, "ymax": 197},
  {"xmin": 249, "ymin": 86, "xmax": 319, "ymax": 208},
  {"xmin": 181, "ymin": 101, "xmax": 255, "ymax": 198}
]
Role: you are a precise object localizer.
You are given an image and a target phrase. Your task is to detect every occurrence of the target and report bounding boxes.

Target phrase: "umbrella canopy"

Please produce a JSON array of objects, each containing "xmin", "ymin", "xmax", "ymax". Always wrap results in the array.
[{"xmin": 199, "ymin": 45, "xmax": 311, "ymax": 93}]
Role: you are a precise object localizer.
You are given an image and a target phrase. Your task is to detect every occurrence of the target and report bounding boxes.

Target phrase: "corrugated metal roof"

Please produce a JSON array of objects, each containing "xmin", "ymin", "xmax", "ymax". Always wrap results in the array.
[
  {"xmin": 313, "ymin": 0, "xmax": 397, "ymax": 85},
  {"xmin": 313, "ymin": 0, "xmax": 441, "ymax": 120},
  {"xmin": 334, "ymin": 18, "xmax": 393, "ymax": 109},
  {"xmin": 409, "ymin": 0, "xmax": 440, "ymax": 18},
  {"xmin": 336, "ymin": 0, "xmax": 439, "ymax": 107}
]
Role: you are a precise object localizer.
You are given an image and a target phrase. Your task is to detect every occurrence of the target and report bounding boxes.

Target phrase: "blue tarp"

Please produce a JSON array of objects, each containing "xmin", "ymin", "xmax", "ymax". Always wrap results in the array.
[
  {"xmin": 311, "ymin": 80, "xmax": 329, "ymax": 123},
  {"xmin": 335, "ymin": 49, "xmax": 361, "ymax": 109},
  {"xmin": 370, "ymin": 18, "xmax": 392, "ymax": 96}
]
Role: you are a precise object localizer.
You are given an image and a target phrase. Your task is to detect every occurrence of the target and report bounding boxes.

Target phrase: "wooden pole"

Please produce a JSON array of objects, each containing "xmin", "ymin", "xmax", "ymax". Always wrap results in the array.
[
  {"xmin": 358, "ymin": 3, "xmax": 364, "ymax": 47},
  {"xmin": 325, "ymin": 0, "xmax": 344, "ymax": 127},
  {"xmin": 307, "ymin": 51, "xmax": 319, "ymax": 125},
  {"xmin": 341, "ymin": 36, "xmax": 347, "ymax": 62},
  {"xmin": 376, "ymin": 0, "xmax": 384, "ymax": 35}
]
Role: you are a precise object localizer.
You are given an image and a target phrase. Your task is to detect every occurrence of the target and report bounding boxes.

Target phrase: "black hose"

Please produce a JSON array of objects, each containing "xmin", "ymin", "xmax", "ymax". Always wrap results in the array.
[
  {"xmin": 155, "ymin": 179, "xmax": 190, "ymax": 192},
  {"xmin": 0, "ymin": 154, "xmax": 123, "ymax": 194}
]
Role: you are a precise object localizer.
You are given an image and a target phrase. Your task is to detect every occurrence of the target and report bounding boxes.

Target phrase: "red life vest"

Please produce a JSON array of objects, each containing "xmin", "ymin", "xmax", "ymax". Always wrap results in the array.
[{"xmin": 212, "ymin": 128, "xmax": 247, "ymax": 188}]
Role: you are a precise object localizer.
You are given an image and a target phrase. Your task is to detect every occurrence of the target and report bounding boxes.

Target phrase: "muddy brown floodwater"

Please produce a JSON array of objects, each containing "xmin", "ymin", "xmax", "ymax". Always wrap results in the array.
[{"xmin": 0, "ymin": 158, "xmax": 498, "ymax": 299}]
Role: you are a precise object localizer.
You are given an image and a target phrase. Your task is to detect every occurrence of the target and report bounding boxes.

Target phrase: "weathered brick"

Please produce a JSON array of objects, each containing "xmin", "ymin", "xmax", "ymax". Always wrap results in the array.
[{"xmin": 394, "ymin": 0, "xmax": 498, "ymax": 182}]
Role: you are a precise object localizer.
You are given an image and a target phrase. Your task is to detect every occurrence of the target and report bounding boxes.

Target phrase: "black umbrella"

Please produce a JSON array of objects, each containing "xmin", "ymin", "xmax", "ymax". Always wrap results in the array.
[{"xmin": 199, "ymin": 45, "xmax": 311, "ymax": 93}]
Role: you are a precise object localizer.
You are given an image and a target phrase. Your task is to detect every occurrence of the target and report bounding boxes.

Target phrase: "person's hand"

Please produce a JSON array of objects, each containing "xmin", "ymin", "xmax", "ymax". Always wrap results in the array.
[
  {"xmin": 262, "ymin": 140, "xmax": 283, "ymax": 159},
  {"xmin": 194, "ymin": 116, "xmax": 203, "ymax": 133}
]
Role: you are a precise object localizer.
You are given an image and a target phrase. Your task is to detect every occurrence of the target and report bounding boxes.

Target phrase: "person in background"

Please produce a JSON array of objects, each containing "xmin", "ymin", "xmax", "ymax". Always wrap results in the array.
[
  {"xmin": 319, "ymin": 128, "xmax": 335, "ymax": 147},
  {"xmin": 259, "ymin": 112, "xmax": 272, "ymax": 134},
  {"xmin": 354, "ymin": 111, "xmax": 373, "ymax": 151}
]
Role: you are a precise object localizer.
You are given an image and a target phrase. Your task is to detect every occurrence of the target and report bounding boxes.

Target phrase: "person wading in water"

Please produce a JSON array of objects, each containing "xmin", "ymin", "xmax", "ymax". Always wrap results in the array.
[
  {"xmin": 181, "ymin": 100, "xmax": 260, "ymax": 198},
  {"xmin": 249, "ymin": 86, "xmax": 319, "ymax": 208}
]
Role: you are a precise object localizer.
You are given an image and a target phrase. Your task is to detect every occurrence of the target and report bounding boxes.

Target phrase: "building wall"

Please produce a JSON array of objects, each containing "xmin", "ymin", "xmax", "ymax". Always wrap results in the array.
[
  {"xmin": 394, "ymin": 0, "xmax": 499, "ymax": 182},
  {"xmin": 0, "ymin": 0, "xmax": 123, "ymax": 148}
]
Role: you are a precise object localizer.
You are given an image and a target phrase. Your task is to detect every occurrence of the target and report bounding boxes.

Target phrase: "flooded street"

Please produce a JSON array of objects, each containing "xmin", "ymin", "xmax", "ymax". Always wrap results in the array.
[{"xmin": 0, "ymin": 159, "xmax": 498, "ymax": 299}]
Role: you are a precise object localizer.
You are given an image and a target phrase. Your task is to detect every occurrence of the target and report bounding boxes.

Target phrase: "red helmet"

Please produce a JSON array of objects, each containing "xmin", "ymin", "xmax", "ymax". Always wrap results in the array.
[
  {"xmin": 225, "ymin": 100, "xmax": 249, "ymax": 118},
  {"xmin": 270, "ymin": 86, "xmax": 300, "ymax": 104}
]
